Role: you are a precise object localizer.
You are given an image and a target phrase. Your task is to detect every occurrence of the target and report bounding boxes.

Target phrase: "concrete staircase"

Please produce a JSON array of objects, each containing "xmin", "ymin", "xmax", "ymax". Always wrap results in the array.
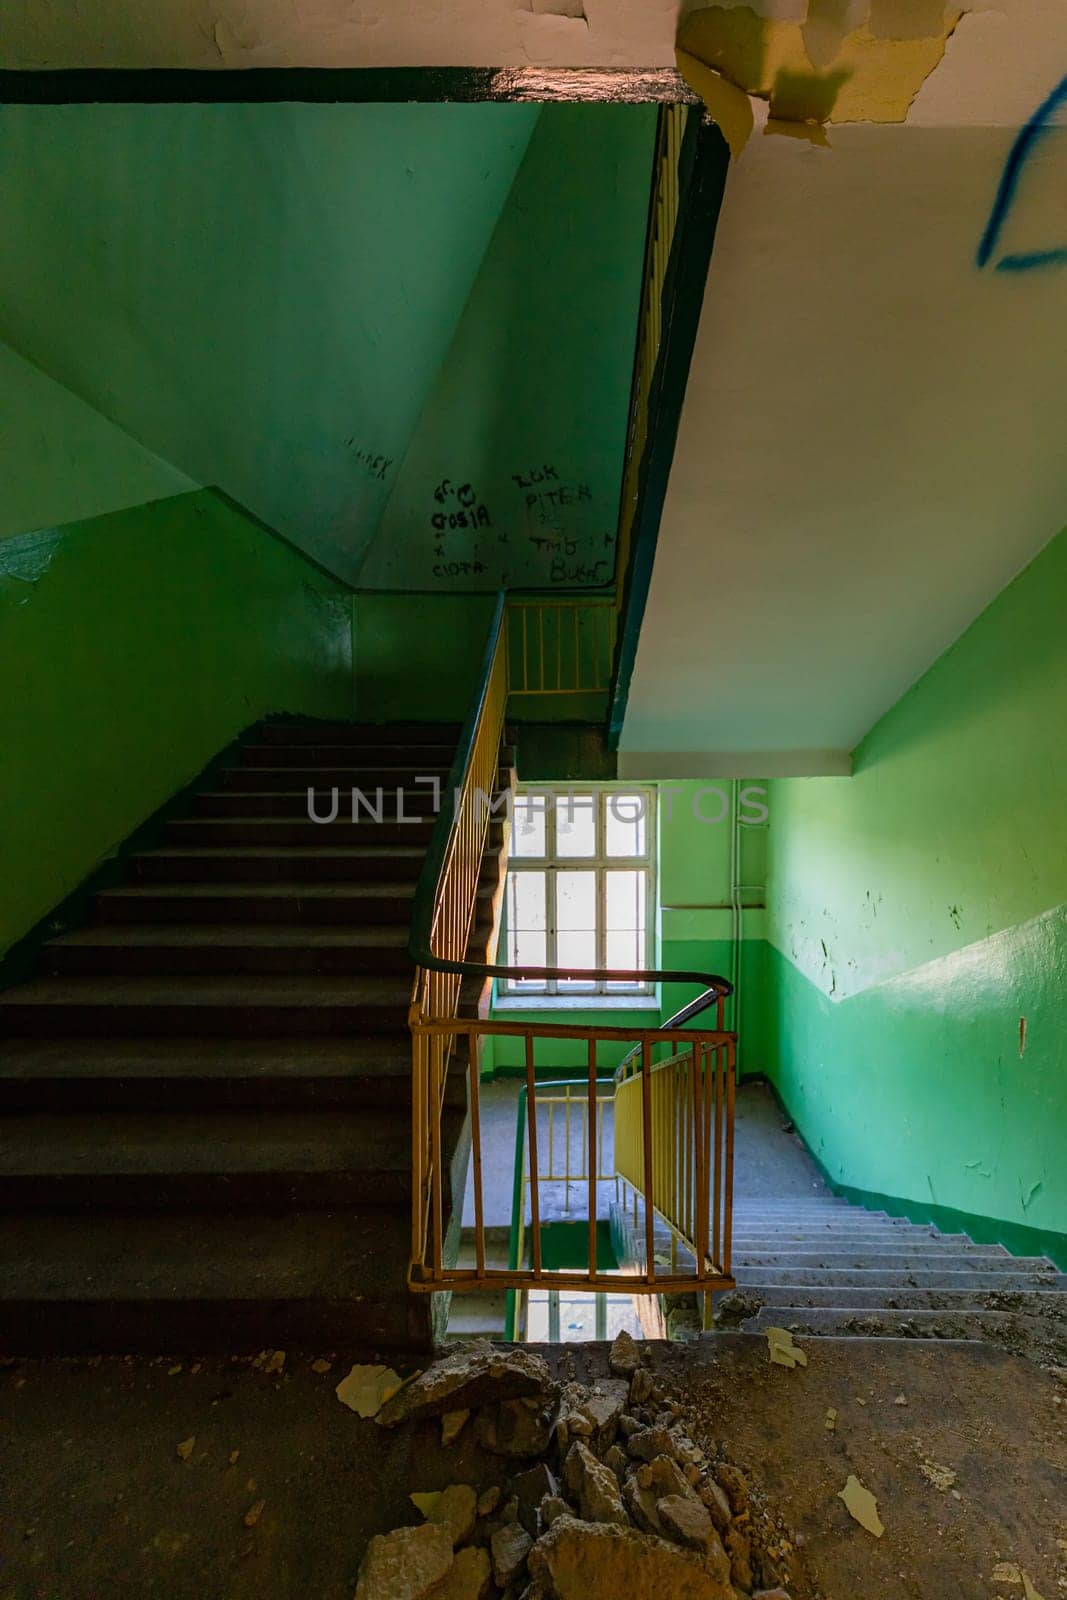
[
  {"xmin": 0, "ymin": 718, "xmax": 508, "ymax": 1357},
  {"xmin": 444, "ymin": 1225, "xmax": 511, "ymax": 1341},
  {"xmin": 718, "ymin": 1195, "xmax": 1067, "ymax": 1349}
]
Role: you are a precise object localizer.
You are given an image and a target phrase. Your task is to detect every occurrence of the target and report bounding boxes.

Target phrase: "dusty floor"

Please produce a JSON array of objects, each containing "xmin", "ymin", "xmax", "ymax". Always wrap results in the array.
[{"xmin": 1, "ymin": 1335, "xmax": 1063, "ymax": 1600}]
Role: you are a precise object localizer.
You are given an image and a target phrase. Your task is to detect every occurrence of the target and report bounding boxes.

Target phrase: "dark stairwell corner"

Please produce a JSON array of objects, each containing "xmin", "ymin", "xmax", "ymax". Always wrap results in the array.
[{"xmin": 0, "ymin": 716, "xmax": 511, "ymax": 1357}]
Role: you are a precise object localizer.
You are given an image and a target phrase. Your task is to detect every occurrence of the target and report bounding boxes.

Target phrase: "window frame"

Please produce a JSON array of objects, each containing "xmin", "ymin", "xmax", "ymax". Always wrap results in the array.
[{"xmin": 499, "ymin": 785, "xmax": 657, "ymax": 1000}]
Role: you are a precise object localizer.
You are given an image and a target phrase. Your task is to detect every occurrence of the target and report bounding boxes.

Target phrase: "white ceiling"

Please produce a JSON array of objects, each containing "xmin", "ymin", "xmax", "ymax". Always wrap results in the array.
[{"xmin": 620, "ymin": 5, "xmax": 1067, "ymax": 774}]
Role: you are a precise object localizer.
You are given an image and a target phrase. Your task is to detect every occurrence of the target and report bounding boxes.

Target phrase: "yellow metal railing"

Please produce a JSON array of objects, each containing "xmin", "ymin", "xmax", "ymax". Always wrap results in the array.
[
  {"xmin": 407, "ymin": 596, "xmax": 736, "ymax": 1299},
  {"xmin": 614, "ymin": 1040, "xmax": 735, "ymax": 1284},
  {"xmin": 506, "ymin": 597, "xmax": 616, "ymax": 697}
]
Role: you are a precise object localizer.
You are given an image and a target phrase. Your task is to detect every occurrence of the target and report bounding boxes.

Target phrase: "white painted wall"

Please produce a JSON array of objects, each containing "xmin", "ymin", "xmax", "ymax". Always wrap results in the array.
[
  {"xmin": 621, "ymin": 45, "xmax": 1067, "ymax": 771},
  {"xmin": 0, "ymin": 341, "xmax": 193, "ymax": 543}
]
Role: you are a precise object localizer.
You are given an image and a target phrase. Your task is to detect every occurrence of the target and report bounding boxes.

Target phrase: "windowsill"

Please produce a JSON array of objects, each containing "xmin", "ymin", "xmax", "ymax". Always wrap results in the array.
[{"xmin": 493, "ymin": 994, "xmax": 660, "ymax": 1012}]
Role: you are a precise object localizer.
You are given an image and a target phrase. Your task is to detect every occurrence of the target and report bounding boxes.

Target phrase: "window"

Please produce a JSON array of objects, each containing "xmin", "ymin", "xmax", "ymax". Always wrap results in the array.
[{"xmin": 500, "ymin": 788, "xmax": 656, "ymax": 998}]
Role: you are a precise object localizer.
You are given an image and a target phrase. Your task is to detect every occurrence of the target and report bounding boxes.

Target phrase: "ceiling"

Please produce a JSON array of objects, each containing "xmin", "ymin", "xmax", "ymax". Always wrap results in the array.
[
  {"xmin": 619, "ymin": 1, "xmax": 1067, "ymax": 774},
  {"xmin": 3, "ymin": 0, "xmax": 1065, "ymax": 770}
]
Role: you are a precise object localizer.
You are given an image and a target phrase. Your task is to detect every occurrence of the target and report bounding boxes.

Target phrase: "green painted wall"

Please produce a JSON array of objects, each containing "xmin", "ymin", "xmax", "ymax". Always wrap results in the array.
[
  {"xmin": 0, "ymin": 488, "xmax": 352, "ymax": 959},
  {"xmin": 360, "ymin": 104, "xmax": 656, "ymax": 593},
  {"xmin": 764, "ymin": 525, "xmax": 1067, "ymax": 1257},
  {"xmin": 0, "ymin": 339, "xmax": 194, "ymax": 540},
  {"xmin": 0, "ymin": 102, "xmax": 539, "ymax": 583}
]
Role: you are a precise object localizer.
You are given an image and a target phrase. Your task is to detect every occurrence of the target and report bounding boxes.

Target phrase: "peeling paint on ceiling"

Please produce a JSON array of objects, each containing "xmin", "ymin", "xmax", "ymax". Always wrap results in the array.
[{"xmin": 676, "ymin": 0, "xmax": 965, "ymax": 150}]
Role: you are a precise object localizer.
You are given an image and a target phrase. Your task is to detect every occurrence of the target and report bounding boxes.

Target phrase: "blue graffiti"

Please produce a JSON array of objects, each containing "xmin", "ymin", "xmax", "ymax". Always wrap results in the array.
[{"xmin": 976, "ymin": 73, "xmax": 1067, "ymax": 271}]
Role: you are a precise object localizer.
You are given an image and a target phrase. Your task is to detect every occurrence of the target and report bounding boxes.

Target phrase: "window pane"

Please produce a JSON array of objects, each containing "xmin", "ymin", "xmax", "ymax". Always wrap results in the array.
[
  {"xmin": 555, "ymin": 793, "xmax": 597, "ymax": 858},
  {"xmin": 605, "ymin": 791, "xmax": 648, "ymax": 857},
  {"xmin": 606, "ymin": 869, "xmax": 645, "ymax": 934},
  {"xmin": 508, "ymin": 931, "xmax": 548, "ymax": 989},
  {"xmin": 508, "ymin": 871, "xmax": 546, "ymax": 931},
  {"xmin": 510, "ymin": 793, "xmax": 547, "ymax": 859},
  {"xmin": 556, "ymin": 869, "xmax": 596, "ymax": 931},
  {"xmin": 506, "ymin": 871, "xmax": 547, "ymax": 990}
]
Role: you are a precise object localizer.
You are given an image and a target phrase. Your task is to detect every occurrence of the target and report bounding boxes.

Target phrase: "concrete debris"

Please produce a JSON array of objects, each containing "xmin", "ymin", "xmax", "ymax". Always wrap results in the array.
[
  {"xmin": 354, "ymin": 1522, "xmax": 454, "ymax": 1600},
  {"xmin": 432, "ymin": 1545, "xmax": 492, "ymax": 1600},
  {"xmin": 765, "ymin": 1328, "xmax": 808, "ymax": 1370},
  {"xmin": 609, "ymin": 1330, "xmax": 641, "ymax": 1377},
  {"xmin": 476, "ymin": 1486, "xmax": 501, "ymax": 1518},
  {"xmin": 528, "ymin": 1514, "xmax": 737, "ymax": 1599},
  {"xmin": 476, "ymin": 1397, "xmax": 554, "ymax": 1458},
  {"xmin": 410, "ymin": 1484, "xmax": 477, "ymax": 1547},
  {"xmin": 243, "ymin": 1498, "xmax": 266, "ymax": 1528},
  {"xmin": 838, "ymin": 1474, "xmax": 885, "ymax": 1538},
  {"xmin": 441, "ymin": 1409, "xmax": 471, "ymax": 1446},
  {"xmin": 336, "ymin": 1363, "xmax": 403, "ymax": 1418},
  {"xmin": 377, "ymin": 1344, "xmax": 551, "ymax": 1428},
  {"xmin": 490, "ymin": 1520, "xmax": 534, "ymax": 1588},
  {"xmin": 353, "ymin": 1346, "xmax": 796, "ymax": 1600},
  {"xmin": 918, "ymin": 1457, "xmax": 957, "ymax": 1492},
  {"xmin": 562, "ymin": 1441, "xmax": 629, "ymax": 1526},
  {"xmin": 176, "ymin": 1436, "xmax": 195, "ymax": 1461},
  {"xmin": 824, "ymin": 1407, "xmax": 837, "ymax": 1432}
]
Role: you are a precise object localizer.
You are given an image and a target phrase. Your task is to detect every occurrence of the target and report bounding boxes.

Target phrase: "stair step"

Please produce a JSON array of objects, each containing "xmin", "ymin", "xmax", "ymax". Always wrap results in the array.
[
  {"xmin": 0, "ymin": 1109, "xmax": 454, "ymax": 1211},
  {"xmin": 743, "ymin": 1305, "xmax": 1067, "ymax": 1340},
  {"xmin": 0, "ymin": 975, "xmax": 417, "ymax": 1036},
  {"xmin": 0, "ymin": 1208, "xmax": 435, "ymax": 1355},
  {"xmin": 42, "ymin": 925, "xmax": 413, "ymax": 979},
  {"xmin": 220, "ymin": 767, "xmax": 453, "ymax": 793},
  {"xmin": 130, "ymin": 847, "xmax": 427, "ymax": 885},
  {"xmin": 733, "ymin": 1248, "xmax": 1013, "ymax": 1267},
  {"xmin": 0, "ymin": 1035, "xmax": 465, "ymax": 1113},
  {"xmin": 734, "ymin": 1266, "xmax": 1061, "ymax": 1290},
  {"xmin": 190, "ymin": 792, "xmax": 445, "ymax": 819},
  {"xmin": 719, "ymin": 1285, "xmax": 1067, "ymax": 1312},
  {"xmin": 445, "ymin": 1292, "xmax": 508, "ymax": 1340},
  {"xmin": 731, "ymin": 1229, "xmax": 964, "ymax": 1246},
  {"xmin": 238, "ymin": 745, "xmax": 458, "ymax": 768},
  {"xmin": 257, "ymin": 721, "xmax": 461, "ymax": 746},
  {"xmin": 165, "ymin": 818, "xmax": 438, "ymax": 847},
  {"xmin": 94, "ymin": 879, "xmax": 495, "ymax": 927},
  {"xmin": 95, "ymin": 883, "xmax": 417, "ymax": 926}
]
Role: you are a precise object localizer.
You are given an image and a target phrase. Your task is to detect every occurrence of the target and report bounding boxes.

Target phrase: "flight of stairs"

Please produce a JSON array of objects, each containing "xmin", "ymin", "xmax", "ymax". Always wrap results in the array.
[
  {"xmin": 0, "ymin": 719, "xmax": 508, "ymax": 1357},
  {"xmin": 718, "ymin": 1194, "xmax": 1067, "ymax": 1352}
]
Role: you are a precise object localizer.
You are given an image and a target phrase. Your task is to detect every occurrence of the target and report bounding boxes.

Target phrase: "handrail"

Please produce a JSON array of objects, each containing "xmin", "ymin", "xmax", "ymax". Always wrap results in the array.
[
  {"xmin": 504, "ymin": 1077, "xmax": 615, "ymax": 1340},
  {"xmin": 407, "ymin": 591, "xmax": 734, "ymax": 1016}
]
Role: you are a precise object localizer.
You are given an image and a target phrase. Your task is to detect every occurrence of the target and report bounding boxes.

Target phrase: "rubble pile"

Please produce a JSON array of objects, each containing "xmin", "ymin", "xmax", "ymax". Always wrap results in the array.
[{"xmin": 355, "ymin": 1332, "xmax": 796, "ymax": 1600}]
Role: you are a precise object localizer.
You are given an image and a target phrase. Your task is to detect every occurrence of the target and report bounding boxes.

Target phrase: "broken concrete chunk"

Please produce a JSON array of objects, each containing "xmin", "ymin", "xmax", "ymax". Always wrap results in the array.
[
  {"xmin": 337, "ymin": 1363, "xmax": 403, "ymax": 1418},
  {"xmin": 713, "ymin": 1463, "xmax": 749, "ymax": 1515},
  {"xmin": 410, "ymin": 1484, "xmax": 477, "ymax": 1547},
  {"xmin": 476, "ymin": 1486, "xmax": 501, "ymax": 1518},
  {"xmin": 838, "ymin": 1474, "xmax": 885, "ymax": 1538},
  {"xmin": 528, "ymin": 1514, "xmax": 737, "ymax": 1599},
  {"xmin": 656, "ymin": 1494, "xmax": 715, "ymax": 1551},
  {"xmin": 476, "ymin": 1398, "xmax": 554, "ymax": 1459},
  {"xmin": 377, "ymin": 1344, "xmax": 551, "ymax": 1428},
  {"xmin": 431, "ymin": 1545, "xmax": 492, "ymax": 1600},
  {"xmin": 603, "ymin": 1444, "xmax": 628, "ymax": 1483},
  {"xmin": 725, "ymin": 1523, "xmax": 753, "ymax": 1592},
  {"xmin": 491, "ymin": 1521, "xmax": 533, "ymax": 1589},
  {"xmin": 562, "ymin": 1442, "xmax": 629, "ymax": 1527},
  {"xmin": 609, "ymin": 1330, "xmax": 641, "ymax": 1377},
  {"xmin": 176, "ymin": 1436, "xmax": 196, "ymax": 1461},
  {"xmin": 752, "ymin": 1590, "xmax": 793, "ymax": 1599},
  {"xmin": 626, "ymin": 1426, "xmax": 679, "ymax": 1463},
  {"xmin": 698, "ymin": 1477, "xmax": 732, "ymax": 1533},
  {"xmin": 441, "ymin": 1410, "xmax": 471, "ymax": 1447},
  {"xmin": 765, "ymin": 1328, "xmax": 808, "ymax": 1369},
  {"xmin": 629, "ymin": 1367, "xmax": 655, "ymax": 1405},
  {"xmin": 825, "ymin": 1407, "xmax": 837, "ymax": 1432},
  {"xmin": 540, "ymin": 1494, "xmax": 570, "ymax": 1528},
  {"xmin": 355, "ymin": 1522, "xmax": 454, "ymax": 1600},
  {"xmin": 511, "ymin": 1462, "xmax": 558, "ymax": 1539}
]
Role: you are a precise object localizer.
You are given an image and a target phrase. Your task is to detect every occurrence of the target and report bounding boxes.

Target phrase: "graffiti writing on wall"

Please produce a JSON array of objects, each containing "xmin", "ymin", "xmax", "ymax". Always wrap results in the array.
[
  {"xmin": 346, "ymin": 441, "xmax": 394, "ymax": 480},
  {"xmin": 977, "ymin": 73, "xmax": 1067, "ymax": 273}
]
